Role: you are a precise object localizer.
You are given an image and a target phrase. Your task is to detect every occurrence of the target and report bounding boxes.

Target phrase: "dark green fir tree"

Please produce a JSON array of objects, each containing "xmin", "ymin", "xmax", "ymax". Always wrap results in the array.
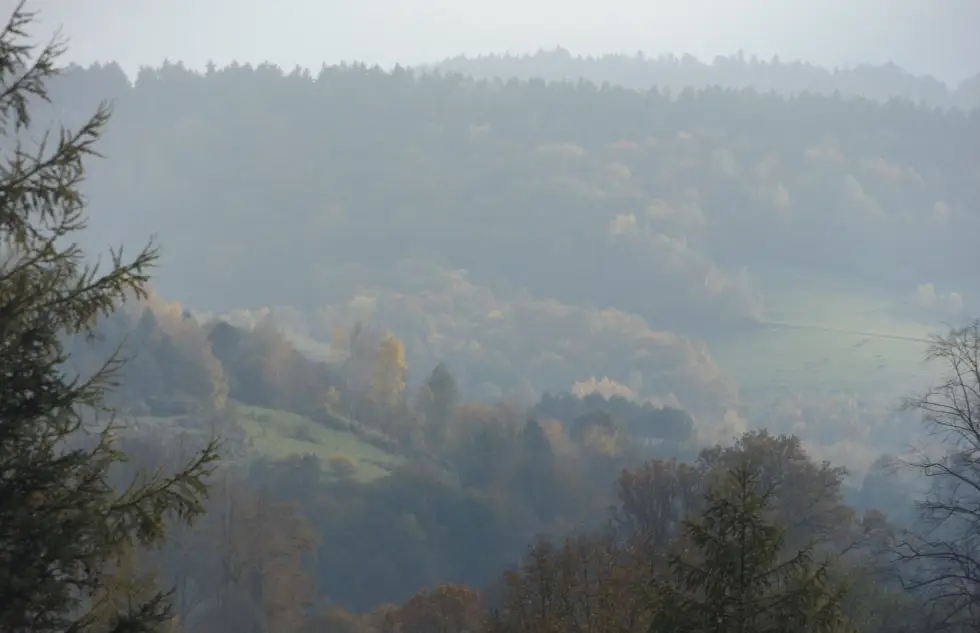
[
  {"xmin": 651, "ymin": 461, "xmax": 852, "ymax": 633},
  {"xmin": 0, "ymin": 3, "xmax": 219, "ymax": 632}
]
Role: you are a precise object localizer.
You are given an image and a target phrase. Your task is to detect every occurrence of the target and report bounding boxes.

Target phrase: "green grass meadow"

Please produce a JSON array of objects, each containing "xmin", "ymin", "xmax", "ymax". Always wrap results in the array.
[
  {"xmin": 711, "ymin": 267, "xmax": 943, "ymax": 400},
  {"xmin": 139, "ymin": 403, "xmax": 403, "ymax": 482}
]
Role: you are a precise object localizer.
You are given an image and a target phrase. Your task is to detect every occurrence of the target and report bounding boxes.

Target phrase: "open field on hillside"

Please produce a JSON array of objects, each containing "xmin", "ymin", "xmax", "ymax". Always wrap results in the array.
[
  {"xmin": 137, "ymin": 404, "xmax": 403, "ymax": 482},
  {"xmin": 234, "ymin": 405, "xmax": 403, "ymax": 480},
  {"xmin": 710, "ymin": 268, "xmax": 942, "ymax": 401}
]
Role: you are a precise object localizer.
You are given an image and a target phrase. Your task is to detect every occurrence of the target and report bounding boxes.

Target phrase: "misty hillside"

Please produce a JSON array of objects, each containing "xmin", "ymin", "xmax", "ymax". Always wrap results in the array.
[
  {"xmin": 9, "ymin": 1, "xmax": 980, "ymax": 629},
  {"xmin": 41, "ymin": 59, "xmax": 979, "ymax": 467},
  {"xmin": 433, "ymin": 49, "xmax": 980, "ymax": 109}
]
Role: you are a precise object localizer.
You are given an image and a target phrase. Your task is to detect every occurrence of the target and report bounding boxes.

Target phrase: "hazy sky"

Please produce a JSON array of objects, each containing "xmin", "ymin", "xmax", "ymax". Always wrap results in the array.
[{"xmin": 20, "ymin": 0, "xmax": 980, "ymax": 84}]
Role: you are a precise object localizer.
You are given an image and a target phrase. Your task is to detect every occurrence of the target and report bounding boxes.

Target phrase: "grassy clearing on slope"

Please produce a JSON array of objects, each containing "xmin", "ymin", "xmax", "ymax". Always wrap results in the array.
[
  {"xmin": 135, "ymin": 404, "xmax": 402, "ymax": 482},
  {"xmin": 233, "ymin": 404, "xmax": 402, "ymax": 481},
  {"xmin": 712, "ymin": 267, "xmax": 941, "ymax": 400}
]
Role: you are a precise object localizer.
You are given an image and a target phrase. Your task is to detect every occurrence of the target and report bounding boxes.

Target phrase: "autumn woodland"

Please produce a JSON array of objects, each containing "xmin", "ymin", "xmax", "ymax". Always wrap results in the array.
[{"xmin": 2, "ymin": 2, "xmax": 980, "ymax": 632}]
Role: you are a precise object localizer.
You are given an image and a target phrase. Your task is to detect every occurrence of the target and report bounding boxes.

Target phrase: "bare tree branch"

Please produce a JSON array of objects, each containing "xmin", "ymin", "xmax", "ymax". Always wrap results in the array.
[{"xmin": 896, "ymin": 320, "xmax": 980, "ymax": 632}]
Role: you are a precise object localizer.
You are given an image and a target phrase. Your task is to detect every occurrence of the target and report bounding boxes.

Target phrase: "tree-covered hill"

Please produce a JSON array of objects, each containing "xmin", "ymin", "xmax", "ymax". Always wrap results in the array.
[
  {"xmin": 48, "ymin": 61, "xmax": 980, "ymax": 323},
  {"xmin": 7, "ymin": 3, "xmax": 980, "ymax": 629},
  {"xmin": 40, "ymin": 59, "xmax": 980, "ymax": 463},
  {"xmin": 433, "ymin": 48, "xmax": 980, "ymax": 109}
]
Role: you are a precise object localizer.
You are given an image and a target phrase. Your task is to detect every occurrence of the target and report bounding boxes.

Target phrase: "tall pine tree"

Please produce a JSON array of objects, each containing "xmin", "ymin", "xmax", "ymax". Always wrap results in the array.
[
  {"xmin": 652, "ymin": 461, "xmax": 852, "ymax": 633},
  {"xmin": 0, "ymin": 3, "xmax": 218, "ymax": 632}
]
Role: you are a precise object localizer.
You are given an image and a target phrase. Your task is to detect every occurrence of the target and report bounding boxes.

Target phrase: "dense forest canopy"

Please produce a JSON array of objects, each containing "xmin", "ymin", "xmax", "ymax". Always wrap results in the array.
[
  {"xmin": 34, "ymin": 56, "xmax": 979, "ymax": 468},
  {"xmin": 5, "ymin": 3, "xmax": 980, "ymax": 631},
  {"xmin": 433, "ymin": 48, "xmax": 980, "ymax": 110},
  {"xmin": 46, "ymin": 58, "xmax": 980, "ymax": 318}
]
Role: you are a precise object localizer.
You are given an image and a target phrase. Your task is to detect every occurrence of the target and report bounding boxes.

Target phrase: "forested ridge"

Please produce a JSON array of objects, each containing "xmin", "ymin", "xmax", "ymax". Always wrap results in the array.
[
  {"xmin": 3, "ymin": 2, "xmax": 980, "ymax": 633},
  {"xmin": 55, "ymin": 58, "xmax": 980, "ymax": 318},
  {"xmin": 434, "ymin": 48, "xmax": 980, "ymax": 110},
  {"xmin": 39, "ymin": 54, "xmax": 980, "ymax": 468}
]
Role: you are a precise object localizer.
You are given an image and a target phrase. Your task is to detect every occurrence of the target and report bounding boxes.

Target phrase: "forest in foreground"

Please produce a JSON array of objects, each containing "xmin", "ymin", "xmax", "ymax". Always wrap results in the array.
[{"xmin": 3, "ymin": 2, "xmax": 980, "ymax": 633}]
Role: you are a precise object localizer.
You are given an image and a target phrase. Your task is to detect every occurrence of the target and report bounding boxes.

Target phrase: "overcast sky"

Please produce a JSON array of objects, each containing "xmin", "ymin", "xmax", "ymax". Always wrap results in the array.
[{"xmin": 18, "ymin": 0, "xmax": 980, "ymax": 85}]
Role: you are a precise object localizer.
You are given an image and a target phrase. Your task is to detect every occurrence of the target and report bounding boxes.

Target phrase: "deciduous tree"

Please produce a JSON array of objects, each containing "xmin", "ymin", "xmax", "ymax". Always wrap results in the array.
[
  {"xmin": 897, "ymin": 319, "xmax": 980, "ymax": 631},
  {"xmin": 372, "ymin": 333, "xmax": 407, "ymax": 410}
]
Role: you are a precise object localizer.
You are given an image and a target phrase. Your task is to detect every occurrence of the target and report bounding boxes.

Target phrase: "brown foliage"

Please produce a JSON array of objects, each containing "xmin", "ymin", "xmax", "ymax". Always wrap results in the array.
[
  {"xmin": 488, "ymin": 535, "xmax": 648, "ymax": 633},
  {"xmin": 382, "ymin": 584, "xmax": 483, "ymax": 633}
]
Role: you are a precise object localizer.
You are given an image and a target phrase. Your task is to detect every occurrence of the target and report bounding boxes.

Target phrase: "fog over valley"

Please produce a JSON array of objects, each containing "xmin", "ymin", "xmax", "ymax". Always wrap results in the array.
[{"xmin": 3, "ymin": 2, "xmax": 980, "ymax": 632}]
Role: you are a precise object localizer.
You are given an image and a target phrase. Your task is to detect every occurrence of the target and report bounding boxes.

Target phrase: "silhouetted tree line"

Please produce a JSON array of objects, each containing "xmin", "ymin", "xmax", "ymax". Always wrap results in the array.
[{"xmin": 435, "ymin": 47, "xmax": 980, "ymax": 110}]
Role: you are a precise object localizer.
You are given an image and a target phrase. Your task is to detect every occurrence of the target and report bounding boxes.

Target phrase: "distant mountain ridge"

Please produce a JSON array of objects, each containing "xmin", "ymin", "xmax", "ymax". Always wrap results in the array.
[{"xmin": 430, "ymin": 48, "xmax": 980, "ymax": 110}]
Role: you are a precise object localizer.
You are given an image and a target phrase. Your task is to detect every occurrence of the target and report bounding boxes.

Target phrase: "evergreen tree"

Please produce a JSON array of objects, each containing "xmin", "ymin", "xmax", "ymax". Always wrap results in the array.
[
  {"xmin": 425, "ymin": 362, "xmax": 459, "ymax": 426},
  {"xmin": 0, "ymin": 3, "xmax": 218, "ymax": 632},
  {"xmin": 652, "ymin": 461, "xmax": 851, "ymax": 633}
]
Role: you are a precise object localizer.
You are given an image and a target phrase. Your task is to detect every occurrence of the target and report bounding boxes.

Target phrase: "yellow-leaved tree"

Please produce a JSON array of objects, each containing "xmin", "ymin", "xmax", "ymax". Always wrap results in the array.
[{"xmin": 371, "ymin": 333, "xmax": 407, "ymax": 410}]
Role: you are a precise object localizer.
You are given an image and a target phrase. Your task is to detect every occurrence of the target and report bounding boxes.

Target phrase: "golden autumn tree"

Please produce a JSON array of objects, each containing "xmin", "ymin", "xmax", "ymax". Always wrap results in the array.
[{"xmin": 371, "ymin": 332, "xmax": 407, "ymax": 410}]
